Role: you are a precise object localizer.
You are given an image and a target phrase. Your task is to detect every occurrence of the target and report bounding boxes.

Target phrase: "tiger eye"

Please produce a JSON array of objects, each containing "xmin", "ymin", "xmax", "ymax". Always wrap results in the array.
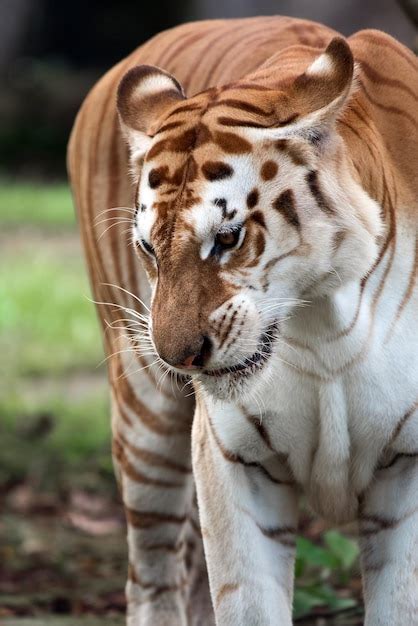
[{"xmin": 217, "ymin": 231, "xmax": 236, "ymax": 247}]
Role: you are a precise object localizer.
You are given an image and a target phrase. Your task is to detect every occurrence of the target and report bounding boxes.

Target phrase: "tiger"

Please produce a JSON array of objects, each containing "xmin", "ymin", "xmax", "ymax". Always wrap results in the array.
[{"xmin": 67, "ymin": 15, "xmax": 418, "ymax": 626}]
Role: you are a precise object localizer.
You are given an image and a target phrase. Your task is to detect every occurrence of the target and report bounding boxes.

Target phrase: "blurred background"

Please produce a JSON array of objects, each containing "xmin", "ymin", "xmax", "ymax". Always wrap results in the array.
[{"xmin": 0, "ymin": 1, "xmax": 417, "ymax": 624}]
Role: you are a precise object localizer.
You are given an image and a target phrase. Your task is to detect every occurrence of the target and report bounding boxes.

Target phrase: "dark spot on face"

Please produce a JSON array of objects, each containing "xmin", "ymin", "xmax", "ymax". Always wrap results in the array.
[
  {"xmin": 246, "ymin": 188, "xmax": 259, "ymax": 209},
  {"xmin": 249, "ymin": 210, "xmax": 266, "ymax": 230},
  {"xmin": 214, "ymin": 198, "xmax": 227, "ymax": 213},
  {"xmin": 254, "ymin": 230, "xmax": 266, "ymax": 258},
  {"xmin": 275, "ymin": 139, "xmax": 288, "ymax": 151},
  {"xmin": 170, "ymin": 128, "xmax": 197, "ymax": 152},
  {"xmin": 202, "ymin": 161, "xmax": 234, "ymax": 181},
  {"xmin": 260, "ymin": 160, "xmax": 278, "ymax": 181},
  {"xmin": 147, "ymin": 140, "xmax": 168, "ymax": 160},
  {"xmin": 195, "ymin": 124, "xmax": 213, "ymax": 148},
  {"xmin": 187, "ymin": 156, "xmax": 198, "ymax": 182},
  {"xmin": 171, "ymin": 166, "xmax": 184, "ymax": 187},
  {"xmin": 148, "ymin": 167, "xmax": 166, "ymax": 188},
  {"xmin": 333, "ymin": 230, "xmax": 346, "ymax": 251},
  {"xmin": 214, "ymin": 131, "xmax": 252, "ymax": 154},
  {"xmin": 306, "ymin": 170, "xmax": 335, "ymax": 215},
  {"xmin": 213, "ymin": 198, "xmax": 237, "ymax": 220},
  {"xmin": 273, "ymin": 189, "xmax": 300, "ymax": 230},
  {"xmin": 140, "ymin": 203, "xmax": 146, "ymax": 212},
  {"xmin": 275, "ymin": 140, "xmax": 306, "ymax": 166}
]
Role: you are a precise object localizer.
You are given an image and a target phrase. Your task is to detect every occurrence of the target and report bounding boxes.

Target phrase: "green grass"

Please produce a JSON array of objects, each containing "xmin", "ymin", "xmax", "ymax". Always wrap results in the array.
[
  {"xmin": 0, "ymin": 246, "xmax": 103, "ymax": 376},
  {"xmin": 0, "ymin": 180, "xmax": 75, "ymax": 228},
  {"xmin": 0, "ymin": 181, "xmax": 109, "ymax": 488}
]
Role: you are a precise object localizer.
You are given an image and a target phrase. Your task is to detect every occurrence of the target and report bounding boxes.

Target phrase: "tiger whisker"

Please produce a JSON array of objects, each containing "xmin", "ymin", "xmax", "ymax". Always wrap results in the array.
[
  {"xmin": 100, "ymin": 283, "xmax": 151, "ymax": 313},
  {"xmin": 98, "ymin": 220, "xmax": 134, "ymax": 240},
  {"xmin": 95, "ymin": 206, "xmax": 135, "ymax": 220}
]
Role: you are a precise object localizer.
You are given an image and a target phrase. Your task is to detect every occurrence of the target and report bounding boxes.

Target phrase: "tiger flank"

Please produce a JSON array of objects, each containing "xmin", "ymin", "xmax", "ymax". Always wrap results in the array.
[{"xmin": 68, "ymin": 16, "xmax": 418, "ymax": 626}]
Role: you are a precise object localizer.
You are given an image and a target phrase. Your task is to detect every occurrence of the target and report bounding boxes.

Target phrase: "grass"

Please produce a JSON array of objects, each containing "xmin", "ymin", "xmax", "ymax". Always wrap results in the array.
[
  {"xmin": 0, "ymin": 181, "xmax": 110, "ymax": 490},
  {"xmin": 0, "ymin": 180, "xmax": 76, "ymax": 228},
  {"xmin": 0, "ymin": 246, "xmax": 103, "ymax": 376}
]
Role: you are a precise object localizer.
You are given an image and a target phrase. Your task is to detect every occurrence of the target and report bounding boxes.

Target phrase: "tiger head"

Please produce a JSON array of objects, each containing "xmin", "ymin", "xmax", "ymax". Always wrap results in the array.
[{"xmin": 117, "ymin": 38, "xmax": 382, "ymax": 399}]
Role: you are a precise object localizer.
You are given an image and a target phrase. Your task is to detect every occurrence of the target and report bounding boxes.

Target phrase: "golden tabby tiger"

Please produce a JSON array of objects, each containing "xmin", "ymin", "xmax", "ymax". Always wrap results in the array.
[{"xmin": 68, "ymin": 16, "xmax": 418, "ymax": 625}]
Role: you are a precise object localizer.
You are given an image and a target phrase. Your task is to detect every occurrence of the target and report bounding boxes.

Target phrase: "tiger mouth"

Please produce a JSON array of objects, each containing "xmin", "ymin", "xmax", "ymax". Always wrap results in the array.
[{"xmin": 202, "ymin": 322, "xmax": 278, "ymax": 379}]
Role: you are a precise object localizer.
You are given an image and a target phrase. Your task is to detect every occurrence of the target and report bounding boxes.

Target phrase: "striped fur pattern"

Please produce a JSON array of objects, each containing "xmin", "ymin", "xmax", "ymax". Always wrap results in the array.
[{"xmin": 68, "ymin": 17, "xmax": 418, "ymax": 626}]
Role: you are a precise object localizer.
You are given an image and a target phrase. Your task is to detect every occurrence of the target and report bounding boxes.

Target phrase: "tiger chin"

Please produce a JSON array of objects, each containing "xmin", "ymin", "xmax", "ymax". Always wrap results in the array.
[{"xmin": 69, "ymin": 15, "xmax": 418, "ymax": 626}]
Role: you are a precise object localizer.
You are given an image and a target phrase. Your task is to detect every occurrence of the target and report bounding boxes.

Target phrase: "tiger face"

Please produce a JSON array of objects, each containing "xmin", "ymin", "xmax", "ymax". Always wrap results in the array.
[{"xmin": 117, "ymin": 39, "xmax": 382, "ymax": 399}]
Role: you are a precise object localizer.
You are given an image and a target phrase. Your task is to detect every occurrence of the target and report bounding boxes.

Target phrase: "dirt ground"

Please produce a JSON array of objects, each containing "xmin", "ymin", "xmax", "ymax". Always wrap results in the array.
[
  {"xmin": 0, "ymin": 509, "xmax": 362, "ymax": 626},
  {"xmin": 0, "ymin": 497, "xmax": 363, "ymax": 626}
]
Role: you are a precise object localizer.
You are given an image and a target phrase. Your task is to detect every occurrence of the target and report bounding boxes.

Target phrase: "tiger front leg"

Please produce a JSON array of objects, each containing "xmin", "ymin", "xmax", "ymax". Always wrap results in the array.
[
  {"xmin": 192, "ymin": 401, "xmax": 298, "ymax": 626},
  {"xmin": 359, "ymin": 456, "xmax": 418, "ymax": 626},
  {"xmin": 111, "ymin": 387, "xmax": 212, "ymax": 626}
]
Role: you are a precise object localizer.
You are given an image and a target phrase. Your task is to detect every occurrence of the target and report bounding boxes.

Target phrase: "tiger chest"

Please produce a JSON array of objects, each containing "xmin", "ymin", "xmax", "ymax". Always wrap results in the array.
[{"xmin": 209, "ymin": 345, "xmax": 415, "ymax": 523}]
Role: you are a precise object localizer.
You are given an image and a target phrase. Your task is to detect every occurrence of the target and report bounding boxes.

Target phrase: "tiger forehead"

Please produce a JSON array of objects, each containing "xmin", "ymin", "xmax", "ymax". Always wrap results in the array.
[
  {"xmin": 140, "ymin": 89, "xmax": 310, "ymax": 212},
  {"xmin": 145, "ymin": 83, "xmax": 294, "ymax": 162},
  {"xmin": 144, "ymin": 137, "xmax": 308, "ymax": 198}
]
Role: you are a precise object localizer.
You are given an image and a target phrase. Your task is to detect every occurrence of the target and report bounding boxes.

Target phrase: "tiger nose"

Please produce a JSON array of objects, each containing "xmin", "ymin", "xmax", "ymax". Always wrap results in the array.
[{"xmin": 170, "ymin": 336, "xmax": 212, "ymax": 370}]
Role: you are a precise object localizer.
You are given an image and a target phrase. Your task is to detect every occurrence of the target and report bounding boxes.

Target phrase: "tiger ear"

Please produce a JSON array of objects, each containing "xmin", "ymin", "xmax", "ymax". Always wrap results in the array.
[
  {"xmin": 280, "ymin": 37, "xmax": 355, "ymax": 143},
  {"xmin": 117, "ymin": 65, "xmax": 186, "ymax": 167}
]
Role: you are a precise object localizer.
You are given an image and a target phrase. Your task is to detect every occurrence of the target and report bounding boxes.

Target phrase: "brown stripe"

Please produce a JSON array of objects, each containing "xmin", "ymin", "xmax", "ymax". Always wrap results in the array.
[
  {"xmin": 217, "ymin": 116, "xmax": 267, "ymax": 128},
  {"xmin": 201, "ymin": 160, "xmax": 233, "ymax": 181},
  {"xmin": 256, "ymin": 522, "xmax": 297, "ymax": 547},
  {"xmin": 128, "ymin": 563, "xmax": 186, "ymax": 597},
  {"xmin": 214, "ymin": 131, "xmax": 252, "ymax": 154},
  {"xmin": 208, "ymin": 415, "xmax": 294, "ymax": 486},
  {"xmin": 157, "ymin": 120, "xmax": 185, "ymax": 134},
  {"xmin": 358, "ymin": 58, "xmax": 418, "ymax": 104},
  {"xmin": 275, "ymin": 139, "xmax": 307, "ymax": 167},
  {"xmin": 231, "ymin": 82, "xmax": 273, "ymax": 92},
  {"xmin": 114, "ymin": 371, "xmax": 191, "ymax": 436},
  {"xmin": 359, "ymin": 79, "xmax": 418, "ymax": 130},
  {"xmin": 387, "ymin": 402, "xmax": 418, "ymax": 447},
  {"xmin": 273, "ymin": 189, "xmax": 300, "ymax": 230},
  {"xmin": 167, "ymin": 102, "xmax": 202, "ymax": 115},
  {"xmin": 202, "ymin": 21, "xmax": 277, "ymax": 86},
  {"xmin": 249, "ymin": 210, "xmax": 266, "ymax": 230},
  {"xmin": 143, "ymin": 540, "xmax": 185, "ymax": 553},
  {"xmin": 126, "ymin": 507, "xmax": 187, "ymax": 529},
  {"xmin": 244, "ymin": 413, "xmax": 274, "ymax": 451},
  {"xmin": 389, "ymin": 235, "xmax": 418, "ymax": 331},
  {"xmin": 378, "ymin": 451, "xmax": 418, "ymax": 471},
  {"xmin": 155, "ymin": 27, "xmax": 212, "ymax": 67},
  {"xmin": 338, "ymin": 119, "xmax": 377, "ymax": 164},
  {"xmin": 218, "ymin": 309, "xmax": 238, "ymax": 349},
  {"xmin": 359, "ymin": 506, "xmax": 418, "ymax": 536},
  {"xmin": 183, "ymin": 24, "xmax": 234, "ymax": 89},
  {"xmin": 353, "ymin": 32, "xmax": 418, "ymax": 73},
  {"xmin": 306, "ymin": 171, "xmax": 335, "ymax": 216},
  {"xmin": 114, "ymin": 439, "xmax": 183, "ymax": 488},
  {"xmin": 216, "ymin": 583, "xmax": 240, "ymax": 607},
  {"xmin": 118, "ymin": 432, "xmax": 192, "ymax": 473},
  {"xmin": 213, "ymin": 98, "xmax": 273, "ymax": 117}
]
